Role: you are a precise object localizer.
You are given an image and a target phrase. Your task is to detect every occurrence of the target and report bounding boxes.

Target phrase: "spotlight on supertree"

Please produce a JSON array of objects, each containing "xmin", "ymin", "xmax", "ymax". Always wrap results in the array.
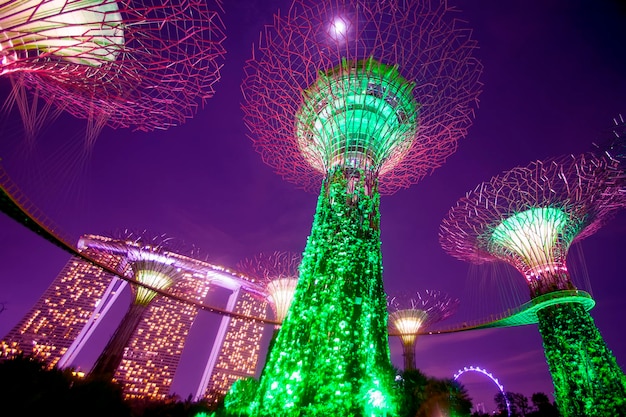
[
  {"xmin": 237, "ymin": 251, "xmax": 301, "ymax": 329},
  {"xmin": 239, "ymin": 0, "xmax": 482, "ymax": 414},
  {"xmin": 0, "ymin": 0, "xmax": 226, "ymax": 142},
  {"xmin": 439, "ymin": 152, "xmax": 626, "ymax": 417},
  {"xmin": 388, "ymin": 290, "xmax": 459, "ymax": 371},
  {"xmin": 88, "ymin": 230, "xmax": 184, "ymax": 380}
]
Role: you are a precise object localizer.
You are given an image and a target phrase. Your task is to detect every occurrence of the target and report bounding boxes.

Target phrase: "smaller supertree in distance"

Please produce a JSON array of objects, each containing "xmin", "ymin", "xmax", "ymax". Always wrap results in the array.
[
  {"xmin": 0, "ymin": 0, "xmax": 226, "ymax": 142},
  {"xmin": 225, "ymin": 251, "xmax": 301, "ymax": 415},
  {"xmin": 88, "ymin": 231, "xmax": 184, "ymax": 381},
  {"xmin": 237, "ymin": 251, "xmax": 301, "ymax": 331},
  {"xmin": 388, "ymin": 290, "xmax": 459, "ymax": 371},
  {"xmin": 439, "ymin": 152, "xmax": 626, "ymax": 417}
]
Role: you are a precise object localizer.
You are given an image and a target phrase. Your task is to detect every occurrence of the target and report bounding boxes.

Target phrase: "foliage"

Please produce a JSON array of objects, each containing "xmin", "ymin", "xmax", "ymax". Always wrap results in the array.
[
  {"xmin": 0, "ymin": 354, "xmax": 131, "ymax": 417},
  {"xmin": 396, "ymin": 369, "xmax": 429, "ymax": 417},
  {"xmin": 224, "ymin": 378, "xmax": 259, "ymax": 415},
  {"xmin": 249, "ymin": 169, "xmax": 398, "ymax": 416},
  {"xmin": 492, "ymin": 391, "xmax": 563, "ymax": 417},
  {"xmin": 395, "ymin": 368, "xmax": 472, "ymax": 417},
  {"xmin": 0, "ymin": 355, "xmax": 566, "ymax": 417},
  {"xmin": 537, "ymin": 303, "xmax": 626, "ymax": 416}
]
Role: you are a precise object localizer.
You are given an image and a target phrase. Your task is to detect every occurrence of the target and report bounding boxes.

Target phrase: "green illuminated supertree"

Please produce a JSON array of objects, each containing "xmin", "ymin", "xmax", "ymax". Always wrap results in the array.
[
  {"xmin": 89, "ymin": 231, "xmax": 184, "ymax": 380},
  {"xmin": 388, "ymin": 290, "xmax": 459, "ymax": 371},
  {"xmin": 240, "ymin": 0, "xmax": 482, "ymax": 415},
  {"xmin": 439, "ymin": 153, "xmax": 626, "ymax": 417}
]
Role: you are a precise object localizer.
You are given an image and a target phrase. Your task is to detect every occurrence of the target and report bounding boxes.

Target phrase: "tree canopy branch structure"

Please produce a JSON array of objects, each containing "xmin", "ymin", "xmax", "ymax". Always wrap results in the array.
[
  {"xmin": 388, "ymin": 290, "xmax": 459, "ymax": 371},
  {"xmin": 1, "ymin": 0, "xmax": 226, "ymax": 141}
]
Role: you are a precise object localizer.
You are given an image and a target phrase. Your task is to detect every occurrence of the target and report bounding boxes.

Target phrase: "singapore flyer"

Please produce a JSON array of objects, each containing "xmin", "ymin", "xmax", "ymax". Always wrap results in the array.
[{"xmin": 454, "ymin": 365, "xmax": 511, "ymax": 416}]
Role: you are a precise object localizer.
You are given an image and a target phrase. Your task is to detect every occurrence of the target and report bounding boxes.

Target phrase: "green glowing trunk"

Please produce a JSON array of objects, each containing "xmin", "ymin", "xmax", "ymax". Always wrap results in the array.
[
  {"xmin": 537, "ymin": 302, "xmax": 626, "ymax": 416},
  {"xmin": 250, "ymin": 168, "xmax": 397, "ymax": 416}
]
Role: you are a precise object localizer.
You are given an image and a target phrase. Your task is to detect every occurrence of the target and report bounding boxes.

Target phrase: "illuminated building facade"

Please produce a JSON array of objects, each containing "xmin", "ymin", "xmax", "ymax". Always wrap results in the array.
[
  {"xmin": 0, "ymin": 234, "xmax": 269, "ymax": 401},
  {"xmin": 0, "ymin": 237, "xmax": 125, "ymax": 366},
  {"xmin": 198, "ymin": 290, "xmax": 270, "ymax": 404}
]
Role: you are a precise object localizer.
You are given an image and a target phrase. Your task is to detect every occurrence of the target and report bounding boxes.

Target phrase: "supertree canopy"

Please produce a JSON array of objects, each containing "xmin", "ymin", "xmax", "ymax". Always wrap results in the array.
[
  {"xmin": 237, "ymin": 251, "xmax": 301, "ymax": 328},
  {"xmin": 89, "ymin": 231, "xmax": 184, "ymax": 380},
  {"xmin": 592, "ymin": 114, "xmax": 626, "ymax": 205},
  {"xmin": 0, "ymin": 0, "xmax": 226, "ymax": 139},
  {"xmin": 439, "ymin": 153, "xmax": 626, "ymax": 417},
  {"xmin": 239, "ymin": 0, "xmax": 482, "ymax": 415},
  {"xmin": 388, "ymin": 290, "xmax": 459, "ymax": 371}
]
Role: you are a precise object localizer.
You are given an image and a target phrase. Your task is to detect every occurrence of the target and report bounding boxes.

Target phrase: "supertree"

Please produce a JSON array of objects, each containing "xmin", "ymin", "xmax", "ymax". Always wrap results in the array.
[
  {"xmin": 237, "ymin": 251, "xmax": 301, "ymax": 330},
  {"xmin": 89, "ymin": 231, "xmax": 184, "ymax": 380},
  {"xmin": 388, "ymin": 290, "xmax": 459, "ymax": 371},
  {"xmin": 439, "ymin": 152, "xmax": 626, "ymax": 417},
  {"xmin": 234, "ymin": 251, "xmax": 300, "ymax": 392},
  {"xmin": 240, "ymin": 0, "xmax": 482, "ymax": 414},
  {"xmin": 0, "ymin": 0, "xmax": 226, "ymax": 142}
]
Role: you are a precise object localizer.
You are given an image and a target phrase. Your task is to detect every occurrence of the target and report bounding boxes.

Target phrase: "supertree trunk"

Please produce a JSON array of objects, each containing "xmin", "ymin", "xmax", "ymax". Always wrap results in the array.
[
  {"xmin": 537, "ymin": 301, "xmax": 626, "ymax": 416},
  {"xmin": 250, "ymin": 168, "xmax": 397, "ymax": 417},
  {"xmin": 401, "ymin": 341, "xmax": 416, "ymax": 372},
  {"xmin": 90, "ymin": 301, "xmax": 147, "ymax": 380}
]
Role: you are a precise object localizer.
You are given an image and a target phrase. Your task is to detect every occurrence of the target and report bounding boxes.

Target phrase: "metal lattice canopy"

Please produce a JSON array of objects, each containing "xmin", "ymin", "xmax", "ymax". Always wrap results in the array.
[
  {"xmin": 98, "ymin": 230, "xmax": 186, "ymax": 305},
  {"xmin": 0, "ymin": 0, "xmax": 226, "ymax": 131},
  {"xmin": 439, "ymin": 152, "xmax": 623, "ymax": 277},
  {"xmin": 242, "ymin": 0, "xmax": 483, "ymax": 194},
  {"xmin": 296, "ymin": 57, "xmax": 417, "ymax": 175},
  {"xmin": 236, "ymin": 251, "xmax": 301, "ymax": 324},
  {"xmin": 388, "ymin": 290, "xmax": 459, "ymax": 340}
]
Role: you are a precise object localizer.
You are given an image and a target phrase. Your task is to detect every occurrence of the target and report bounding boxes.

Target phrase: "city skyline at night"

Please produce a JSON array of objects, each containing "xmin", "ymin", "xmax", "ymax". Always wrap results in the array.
[{"xmin": 0, "ymin": 234, "xmax": 271, "ymax": 402}]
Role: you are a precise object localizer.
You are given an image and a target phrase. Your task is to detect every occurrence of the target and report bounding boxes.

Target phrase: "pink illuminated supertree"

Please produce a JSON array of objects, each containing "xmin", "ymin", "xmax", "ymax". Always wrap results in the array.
[
  {"xmin": 237, "ymin": 0, "xmax": 482, "ymax": 415},
  {"xmin": 237, "ymin": 251, "xmax": 301, "ymax": 329},
  {"xmin": 89, "ymin": 230, "xmax": 185, "ymax": 381},
  {"xmin": 388, "ymin": 290, "xmax": 459, "ymax": 371},
  {"xmin": 439, "ymin": 152, "xmax": 626, "ymax": 417},
  {"xmin": 1, "ymin": 0, "xmax": 226, "ymax": 142}
]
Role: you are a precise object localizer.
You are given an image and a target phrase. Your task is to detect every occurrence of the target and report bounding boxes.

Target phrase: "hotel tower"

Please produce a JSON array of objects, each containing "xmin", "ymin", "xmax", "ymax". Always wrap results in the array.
[{"xmin": 0, "ymin": 234, "xmax": 270, "ymax": 402}]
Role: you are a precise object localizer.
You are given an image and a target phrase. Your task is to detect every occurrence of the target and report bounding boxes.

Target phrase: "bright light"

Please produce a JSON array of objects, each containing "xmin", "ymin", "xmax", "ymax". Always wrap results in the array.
[
  {"xmin": 267, "ymin": 277, "xmax": 298, "ymax": 323},
  {"xmin": 490, "ymin": 207, "xmax": 569, "ymax": 276},
  {"xmin": 0, "ymin": 0, "xmax": 124, "ymax": 69},
  {"xmin": 328, "ymin": 16, "xmax": 349, "ymax": 40},
  {"xmin": 389, "ymin": 308, "xmax": 428, "ymax": 345}
]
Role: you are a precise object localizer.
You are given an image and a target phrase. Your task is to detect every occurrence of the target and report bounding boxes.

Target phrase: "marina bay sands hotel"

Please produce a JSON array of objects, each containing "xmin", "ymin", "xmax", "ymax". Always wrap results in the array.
[{"xmin": 0, "ymin": 234, "xmax": 271, "ymax": 403}]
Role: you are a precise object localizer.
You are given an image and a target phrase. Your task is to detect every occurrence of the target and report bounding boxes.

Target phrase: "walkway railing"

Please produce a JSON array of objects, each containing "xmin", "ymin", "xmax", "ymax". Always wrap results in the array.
[{"xmin": 0, "ymin": 167, "xmax": 280, "ymax": 326}]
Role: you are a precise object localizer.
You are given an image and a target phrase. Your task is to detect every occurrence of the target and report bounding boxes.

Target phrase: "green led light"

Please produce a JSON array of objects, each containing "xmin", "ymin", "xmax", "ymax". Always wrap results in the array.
[
  {"xmin": 238, "ymin": 168, "xmax": 398, "ymax": 416},
  {"xmin": 296, "ymin": 57, "xmax": 418, "ymax": 175},
  {"xmin": 490, "ymin": 207, "xmax": 569, "ymax": 264},
  {"xmin": 134, "ymin": 270, "xmax": 173, "ymax": 305},
  {"xmin": 537, "ymin": 303, "xmax": 626, "ymax": 416}
]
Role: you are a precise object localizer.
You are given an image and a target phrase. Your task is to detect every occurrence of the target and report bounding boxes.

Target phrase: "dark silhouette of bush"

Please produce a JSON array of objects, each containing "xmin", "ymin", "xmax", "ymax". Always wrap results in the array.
[{"xmin": 0, "ymin": 354, "xmax": 131, "ymax": 417}]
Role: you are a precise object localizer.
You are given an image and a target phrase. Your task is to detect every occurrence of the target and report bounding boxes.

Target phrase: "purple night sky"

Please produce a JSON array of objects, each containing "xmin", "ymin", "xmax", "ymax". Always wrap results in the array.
[{"xmin": 1, "ymin": 0, "xmax": 625, "ymax": 413}]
